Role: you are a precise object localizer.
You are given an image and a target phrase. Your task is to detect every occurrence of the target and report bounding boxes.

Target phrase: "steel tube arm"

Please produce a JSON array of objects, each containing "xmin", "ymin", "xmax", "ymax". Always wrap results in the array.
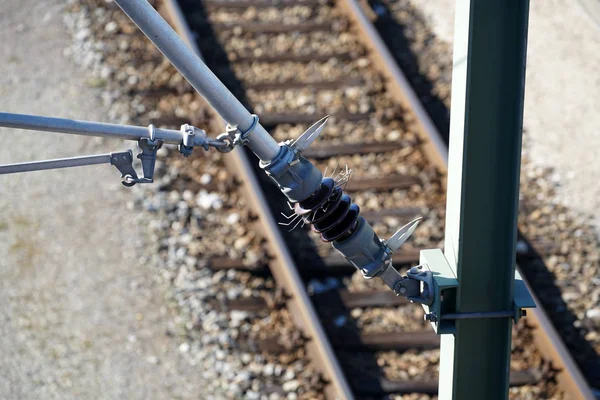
[
  {"xmin": 113, "ymin": 0, "xmax": 280, "ymax": 162},
  {"xmin": 0, "ymin": 154, "xmax": 111, "ymax": 175},
  {"xmin": 0, "ymin": 112, "xmax": 188, "ymax": 145}
]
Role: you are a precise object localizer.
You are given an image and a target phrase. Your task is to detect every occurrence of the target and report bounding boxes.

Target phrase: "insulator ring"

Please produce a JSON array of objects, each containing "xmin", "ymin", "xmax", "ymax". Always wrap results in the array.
[{"xmin": 294, "ymin": 177, "xmax": 360, "ymax": 242}]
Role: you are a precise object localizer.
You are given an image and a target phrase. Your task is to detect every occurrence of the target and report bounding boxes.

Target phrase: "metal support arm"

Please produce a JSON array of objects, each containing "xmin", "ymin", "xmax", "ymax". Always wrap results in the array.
[
  {"xmin": 0, "ymin": 153, "xmax": 115, "ymax": 175},
  {"xmin": 0, "ymin": 112, "xmax": 196, "ymax": 145},
  {"xmin": 0, "ymin": 112, "xmax": 255, "ymax": 185},
  {"xmin": 0, "ymin": 150, "xmax": 147, "ymax": 187},
  {"xmin": 0, "ymin": 141, "xmax": 162, "ymax": 187}
]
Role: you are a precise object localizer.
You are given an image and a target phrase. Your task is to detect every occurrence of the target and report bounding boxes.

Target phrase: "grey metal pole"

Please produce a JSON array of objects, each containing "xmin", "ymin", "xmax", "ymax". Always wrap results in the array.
[
  {"xmin": 0, "ymin": 112, "xmax": 184, "ymax": 144},
  {"xmin": 112, "ymin": 0, "xmax": 280, "ymax": 162},
  {"xmin": 440, "ymin": 0, "xmax": 530, "ymax": 398},
  {"xmin": 0, "ymin": 154, "xmax": 110, "ymax": 175}
]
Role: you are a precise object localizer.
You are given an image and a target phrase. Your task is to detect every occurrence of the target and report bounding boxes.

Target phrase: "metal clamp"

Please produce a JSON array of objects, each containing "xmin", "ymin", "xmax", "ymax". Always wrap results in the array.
[
  {"xmin": 179, "ymin": 123, "xmax": 208, "ymax": 157},
  {"xmin": 110, "ymin": 138, "xmax": 163, "ymax": 187},
  {"xmin": 110, "ymin": 151, "xmax": 139, "ymax": 186},
  {"xmin": 376, "ymin": 262, "xmax": 434, "ymax": 305},
  {"xmin": 210, "ymin": 114, "xmax": 259, "ymax": 153},
  {"xmin": 404, "ymin": 265, "xmax": 434, "ymax": 305},
  {"xmin": 416, "ymin": 249, "xmax": 536, "ymax": 334},
  {"xmin": 233, "ymin": 114, "xmax": 258, "ymax": 147}
]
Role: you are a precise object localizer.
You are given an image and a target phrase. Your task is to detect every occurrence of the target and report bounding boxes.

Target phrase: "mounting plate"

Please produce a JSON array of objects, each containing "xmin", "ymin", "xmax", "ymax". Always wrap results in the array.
[
  {"xmin": 419, "ymin": 248, "xmax": 536, "ymax": 334},
  {"xmin": 419, "ymin": 249, "xmax": 459, "ymax": 334}
]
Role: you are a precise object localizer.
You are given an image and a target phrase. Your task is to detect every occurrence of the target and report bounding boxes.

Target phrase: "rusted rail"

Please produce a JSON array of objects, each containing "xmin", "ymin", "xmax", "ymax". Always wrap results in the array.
[
  {"xmin": 163, "ymin": 1, "xmax": 354, "ymax": 398},
  {"xmin": 336, "ymin": 1, "xmax": 595, "ymax": 398}
]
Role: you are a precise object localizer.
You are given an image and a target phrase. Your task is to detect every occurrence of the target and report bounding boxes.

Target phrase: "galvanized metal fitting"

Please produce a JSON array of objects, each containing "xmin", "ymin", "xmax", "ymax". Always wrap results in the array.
[
  {"xmin": 424, "ymin": 313, "xmax": 438, "ymax": 322},
  {"xmin": 232, "ymin": 114, "xmax": 258, "ymax": 146},
  {"xmin": 260, "ymin": 144, "xmax": 323, "ymax": 203},
  {"xmin": 210, "ymin": 114, "xmax": 259, "ymax": 153},
  {"xmin": 259, "ymin": 116, "xmax": 330, "ymax": 203},
  {"xmin": 179, "ymin": 123, "xmax": 208, "ymax": 156},
  {"xmin": 332, "ymin": 217, "xmax": 433, "ymax": 304},
  {"xmin": 333, "ymin": 216, "xmax": 389, "ymax": 279}
]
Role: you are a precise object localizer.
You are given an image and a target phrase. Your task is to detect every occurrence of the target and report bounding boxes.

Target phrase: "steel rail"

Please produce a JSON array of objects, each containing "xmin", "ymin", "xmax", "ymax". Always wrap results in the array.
[
  {"xmin": 336, "ymin": 0, "xmax": 448, "ymax": 173},
  {"xmin": 336, "ymin": 1, "xmax": 595, "ymax": 398},
  {"xmin": 161, "ymin": 1, "xmax": 355, "ymax": 398}
]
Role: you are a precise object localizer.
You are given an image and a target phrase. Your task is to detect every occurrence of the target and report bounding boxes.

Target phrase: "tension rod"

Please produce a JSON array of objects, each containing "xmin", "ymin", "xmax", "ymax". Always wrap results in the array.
[
  {"xmin": 0, "ymin": 153, "xmax": 115, "ymax": 175},
  {"xmin": 0, "ymin": 112, "xmax": 186, "ymax": 145},
  {"xmin": 0, "ymin": 151, "xmax": 145, "ymax": 187}
]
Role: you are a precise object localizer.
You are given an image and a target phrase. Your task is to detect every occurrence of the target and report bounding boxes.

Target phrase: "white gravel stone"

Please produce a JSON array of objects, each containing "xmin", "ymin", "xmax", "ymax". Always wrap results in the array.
[
  {"xmin": 196, "ymin": 190, "xmax": 223, "ymax": 210},
  {"xmin": 0, "ymin": 1, "xmax": 203, "ymax": 398},
  {"xmin": 282, "ymin": 379, "xmax": 300, "ymax": 392},
  {"xmin": 263, "ymin": 363, "xmax": 275, "ymax": 377},
  {"xmin": 586, "ymin": 309, "xmax": 600, "ymax": 320},
  {"xmin": 179, "ymin": 342, "xmax": 190, "ymax": 353},
  {"xmin": 227, "ymin": 213, "xmax": 241, "ymax": 225}
]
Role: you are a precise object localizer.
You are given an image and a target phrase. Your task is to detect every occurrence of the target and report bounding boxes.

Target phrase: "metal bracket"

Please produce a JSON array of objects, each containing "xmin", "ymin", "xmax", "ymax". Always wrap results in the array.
[
  {"xmin": 209, "ymin": 114, "xmax": 260, "ymax": 154},
  {"xmin": 110, "ymin": 138, "xmax": 162, "ymax": 187},
  {"xmin": 417, "ymin": 248, "xmax": 536, "ymax": 334},
  {"xmin": 232, "ymin": 114, "xmax": 259, "ymax": 147},
  {"xmin": 405, "ymin": 265, "xmax": 435, "ymax": 305},
  {"xmin": 179, "ymin": 123, "xmax": 208, "ymax": 156},
  {"xmin": 0, "ymin": 147, "xmax": 160, "ymax": 189},
  {"xmin": 376, "ymin": 262, "xmax": 434, "ymax": 305},
  {"xmin": 110, "ymin": 151, "xmax": 139, "ymax": 186}
]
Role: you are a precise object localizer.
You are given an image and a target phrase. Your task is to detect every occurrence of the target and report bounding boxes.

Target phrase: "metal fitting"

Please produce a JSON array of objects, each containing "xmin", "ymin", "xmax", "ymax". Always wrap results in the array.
[
  {"xmin": 179, "ymin": 123, "xmax": 208, "ymax": 156},
  {"xmin": 233, "ymin": 114, "xmax": 258, "ymax": 146},
  {"xmin": 260, "ymin": 144, "xmax": 323, "ymax": 203},
  {"xmin": 425, "ymin": 313, "xmax": 438, "ymax": 322},
  {"xmin": 209, "ymin": 114, "xmax": 259, "ymax": 153},
  {"xmin": 332, "ymin": 216, "xmax": 388, "ymax": 279}
]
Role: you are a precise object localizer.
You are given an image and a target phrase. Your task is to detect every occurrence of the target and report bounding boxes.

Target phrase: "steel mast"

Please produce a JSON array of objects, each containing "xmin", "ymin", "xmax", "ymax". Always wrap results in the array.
[{"xmin": 440, "ymin": 0, "xmax": 530, "ymax": 398}]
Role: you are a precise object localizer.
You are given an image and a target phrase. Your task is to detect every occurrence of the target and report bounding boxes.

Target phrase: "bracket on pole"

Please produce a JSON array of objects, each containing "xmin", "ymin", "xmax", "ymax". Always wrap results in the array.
[{"xmin": 417, "ymin": 249, "xmax": 536, "ymax": 334}]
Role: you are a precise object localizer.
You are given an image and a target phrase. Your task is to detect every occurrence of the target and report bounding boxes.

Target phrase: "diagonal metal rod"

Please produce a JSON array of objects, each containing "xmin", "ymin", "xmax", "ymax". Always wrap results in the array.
[
  {"xmin": 113, "ymin": 0, "xmax": 280, "ymax": 162},
  {"xmin": 0, "ymin": 154, "xmax": 111, "ymax": 175},
  {"xmin": 0, "ymin": 112, "xmax": 189, "ymax": 145}
]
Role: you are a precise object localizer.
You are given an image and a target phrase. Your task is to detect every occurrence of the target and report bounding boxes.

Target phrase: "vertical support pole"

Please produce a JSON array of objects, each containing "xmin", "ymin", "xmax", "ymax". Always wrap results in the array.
[{"xmin": 441, "ymin": 1, "xmax": 530, "ymax": 399}]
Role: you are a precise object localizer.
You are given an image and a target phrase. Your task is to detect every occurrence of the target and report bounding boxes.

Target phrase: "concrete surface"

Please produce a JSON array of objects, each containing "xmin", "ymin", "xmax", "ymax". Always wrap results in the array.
[
  {"xmin": 0, "ymin": 1, "xmax": 201, "ymax": 398},
  {"xmin": 412, "ymin": 0, "xmax": 600, "ymax": 227}
]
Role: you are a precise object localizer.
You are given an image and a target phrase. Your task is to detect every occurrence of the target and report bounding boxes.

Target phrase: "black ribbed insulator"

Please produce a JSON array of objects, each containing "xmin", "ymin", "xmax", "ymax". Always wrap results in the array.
[{"xmin": 294, "ymin": 177, "xmax": 360, "ymax": 242}]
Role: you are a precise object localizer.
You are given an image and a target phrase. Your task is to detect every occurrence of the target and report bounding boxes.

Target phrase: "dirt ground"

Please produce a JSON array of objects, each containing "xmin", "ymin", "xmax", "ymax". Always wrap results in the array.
[{"xmin": 0, "ymin": 0, "xmax": 201, "ymax": 398}]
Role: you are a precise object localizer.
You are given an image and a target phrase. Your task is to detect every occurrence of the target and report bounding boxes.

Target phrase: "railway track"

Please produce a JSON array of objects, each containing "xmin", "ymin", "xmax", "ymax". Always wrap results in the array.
[{"xmin": 151, "ymin": 0, "xmax": 597, "ymax": 398}]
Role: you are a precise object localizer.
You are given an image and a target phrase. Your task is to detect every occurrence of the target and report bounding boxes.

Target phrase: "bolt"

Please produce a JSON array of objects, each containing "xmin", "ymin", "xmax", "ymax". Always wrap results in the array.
[
  {"xmin": 408, "ymin": 265, "xmax": 424, "ymax": 275},
  {"xmin": 520, "ymin": 309, "xmax": 527, "ymax": 317},
  {"xmin": 424, "ymin": 313, "xmax": 438, "ymax": 322}
]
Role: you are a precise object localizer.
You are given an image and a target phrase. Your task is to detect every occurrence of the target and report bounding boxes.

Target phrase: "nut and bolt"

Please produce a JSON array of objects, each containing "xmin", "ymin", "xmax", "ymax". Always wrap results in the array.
[
  {"xmin": 424, "ymin": 313, "xmax": 438, "ymax": 322},
  {"xmin": 408, "ymin": 265, "xmax": 423, "ymax": 274},
  {"xmin": 520, "ymin": 309, "xmax": 527, "ymax": 317}
]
